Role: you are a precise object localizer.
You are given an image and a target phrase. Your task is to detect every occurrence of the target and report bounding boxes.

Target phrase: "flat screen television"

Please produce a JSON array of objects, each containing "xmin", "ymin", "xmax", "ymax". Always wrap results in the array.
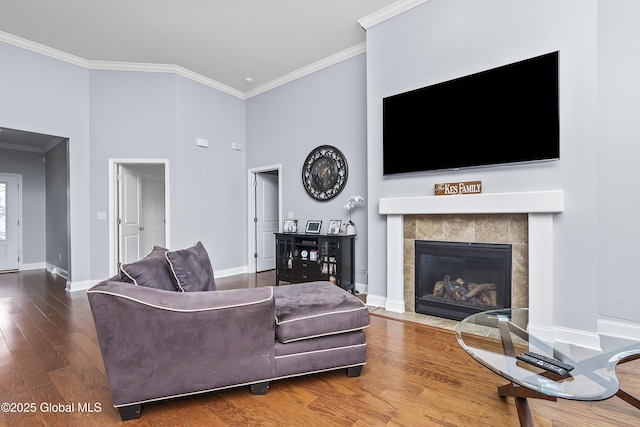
[{"xmin": 382, "ymin": 51, "xmax": 559, "ymax": 175}]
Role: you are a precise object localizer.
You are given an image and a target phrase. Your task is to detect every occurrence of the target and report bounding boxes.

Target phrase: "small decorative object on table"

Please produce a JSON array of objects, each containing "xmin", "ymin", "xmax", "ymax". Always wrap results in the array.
[
  {"xmin": 344, "ymin": 195, "xmax": 364, "ymax": 235},
  {"xmin": 328, "ymin": 220, "xmax": 342, "ymax": 235},
  {"xmin": 283, "ymin": 219, "xmax": 298, "ymax": 233}
]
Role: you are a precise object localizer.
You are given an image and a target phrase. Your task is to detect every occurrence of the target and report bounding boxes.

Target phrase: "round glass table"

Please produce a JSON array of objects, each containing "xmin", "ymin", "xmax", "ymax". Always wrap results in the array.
[{"xmin": 455, "ymin": 308, "xmax": 640, "ymax": 426}]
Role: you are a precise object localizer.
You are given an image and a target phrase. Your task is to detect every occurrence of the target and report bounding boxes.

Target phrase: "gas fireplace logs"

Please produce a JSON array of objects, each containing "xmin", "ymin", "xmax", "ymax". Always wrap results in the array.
[{"xmin": 431, "ymin": 275, "xmax": 498, "ymax": 307}]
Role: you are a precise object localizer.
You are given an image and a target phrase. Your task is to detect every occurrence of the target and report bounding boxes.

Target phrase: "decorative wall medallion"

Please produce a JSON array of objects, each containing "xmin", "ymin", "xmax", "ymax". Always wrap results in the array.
[{"xmin": 302, "ymin": 145, "xmax": 348, "ymax": 201}]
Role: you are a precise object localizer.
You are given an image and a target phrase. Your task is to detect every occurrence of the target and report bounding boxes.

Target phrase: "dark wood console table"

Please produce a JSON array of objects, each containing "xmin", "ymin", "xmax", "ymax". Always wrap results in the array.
[{"xmin": 274, "ymin": 233, "xmax": 355, "ymax": 292}]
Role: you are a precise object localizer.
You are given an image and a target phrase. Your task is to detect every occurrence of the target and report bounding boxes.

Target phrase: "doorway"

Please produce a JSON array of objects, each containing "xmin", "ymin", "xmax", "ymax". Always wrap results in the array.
[
  {"xmin": 109, "ymin": 159, "xmax": 170, "ymax": 275},
  {"xmin": 0, "ymin": 127, "xmax": 69, "ymax": 278},
  {"xmin": 248, "ymin": 165, "xmax": 282, "ymax": 273},
  {"xmin": 0, "ymin": 174, "xmax": 21, "ymax": 272}
]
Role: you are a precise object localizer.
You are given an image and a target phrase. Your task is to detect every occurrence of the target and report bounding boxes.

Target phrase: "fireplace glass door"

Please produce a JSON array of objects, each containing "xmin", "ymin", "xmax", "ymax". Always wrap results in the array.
[{"xmin": 415, "ymin": 241, "xmax": 512, "ymax": 321}]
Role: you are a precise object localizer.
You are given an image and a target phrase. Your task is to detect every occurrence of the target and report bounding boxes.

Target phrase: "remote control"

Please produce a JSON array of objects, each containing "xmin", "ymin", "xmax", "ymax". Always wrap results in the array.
[
  {"xmin": 521, "ymin": 351, "xmax": 574, "ymax": 372},
  {"xmin": 516, "ymin": 352, "xmax": 573, "ymax": 377}
]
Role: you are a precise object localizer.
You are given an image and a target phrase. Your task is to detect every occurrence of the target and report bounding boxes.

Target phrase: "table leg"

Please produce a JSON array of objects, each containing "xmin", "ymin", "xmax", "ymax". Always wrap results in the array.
[
  {"xmin": 513, "ymin": 396, "xmax": 534, "ymax": 427},
  {"xmin": 617, "ymin": 388, "xmax": 640, "ymax": 410},
  {"xmin": 497, "ymin": 318, "xmax": 541, "ymax": 426},
  {"xmin": 498, "ymin": 382, "xmax": 556, "ymax": 427}
]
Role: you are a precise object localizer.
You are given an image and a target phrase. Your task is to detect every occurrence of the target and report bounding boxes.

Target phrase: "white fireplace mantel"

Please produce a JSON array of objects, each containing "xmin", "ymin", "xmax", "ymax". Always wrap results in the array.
[
  {"xmin": 379, "ymin": 190, "xmax": 564, "ymax": 215},
  {"xmin": 378, "ymin": 190, "xmax": 564, "ymax": 326}
]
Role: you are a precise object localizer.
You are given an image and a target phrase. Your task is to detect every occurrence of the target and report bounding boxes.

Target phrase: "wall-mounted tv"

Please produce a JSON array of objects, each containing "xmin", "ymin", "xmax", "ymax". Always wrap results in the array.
[{"xmin": 382, "ymin": 51, "xmax": 559, "ymax": 175}]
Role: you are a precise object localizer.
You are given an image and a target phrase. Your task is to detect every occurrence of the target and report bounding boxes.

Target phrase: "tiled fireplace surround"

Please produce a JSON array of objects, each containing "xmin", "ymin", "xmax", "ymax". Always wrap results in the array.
[
  {"xmin": 403, "ymin": 213, "xmax": 529, "ymax": 314},
  {"xmin": 377, "ymin": 190, "xmax": 565, "ymax": 329}
]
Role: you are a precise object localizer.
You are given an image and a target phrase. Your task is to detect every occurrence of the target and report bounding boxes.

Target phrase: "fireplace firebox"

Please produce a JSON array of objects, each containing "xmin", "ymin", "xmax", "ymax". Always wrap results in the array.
[{"xmin": 415, "ymin": 241, "xmax": 512, "ymax": 321}]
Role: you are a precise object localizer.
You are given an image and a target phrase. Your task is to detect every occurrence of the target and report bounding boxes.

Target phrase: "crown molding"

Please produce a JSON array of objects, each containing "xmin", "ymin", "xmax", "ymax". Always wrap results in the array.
[
  {"xmin": 358, "ymin": 0, "xmax": 430, "ymax": 30},
  {"xmin": 87, "ymin": 61, "xmax": 245, "ymax": 98},
  {"xmin": 244, "ymin": 42, "xmax": 367, "ymax": 99},
  {"xmin": 0, "ymin": 31, "xmax": 88, "ymax": 67},
  {"xmin": 1, "ymin": 30, "xmax": 244, "ymax": 98},
  {"xmin": 1, "ymin": 30, "xmax": 365, "ymax": 99}
]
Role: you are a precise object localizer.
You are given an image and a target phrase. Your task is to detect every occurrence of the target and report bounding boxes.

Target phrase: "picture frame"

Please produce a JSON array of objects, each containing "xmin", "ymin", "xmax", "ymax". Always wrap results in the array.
[
  {"xmin": 327, "ymin": 220, "xmax": 342, "ymax": 235},
  {"xmin": 283, "ymin": 219, "xmax": 298, "ymax": 233},
  {"xmin": 305, "ymin": 220, "xmax": 322, "ymax": 234}
]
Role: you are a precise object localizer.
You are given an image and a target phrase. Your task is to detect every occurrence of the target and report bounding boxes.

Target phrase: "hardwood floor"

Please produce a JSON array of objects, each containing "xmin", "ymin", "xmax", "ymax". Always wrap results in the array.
[{"xmin": 0, "ymin": 269, "xmax": 638, "ymax": 426}]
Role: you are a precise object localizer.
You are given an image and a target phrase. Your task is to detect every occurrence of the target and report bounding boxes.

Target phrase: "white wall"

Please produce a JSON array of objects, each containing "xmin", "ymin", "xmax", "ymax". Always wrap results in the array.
[
  {"xmin": 597, "ymin": 0, "xmax": 640, "ymax": 322},
  {"xmin": 0, "ymin": 42, "xmax": 247, "ymax": 285},
  {"xmin": 5, "ymin": 0, "xmax": 637, "ymax": 319},
  {"xmin": 246, "ymin": 55, "xmax": 369, "ymax": 284},
  {"xmin": 365, "ymin": 0, "xmax": 620, "ymax": 327},
  {"xmin": 88, "ymin": 70, "xmax": 247, "ymax": 280},
  {"xmin": 0, "ymin": 42, "xmax": 91, "ymax": 284}
]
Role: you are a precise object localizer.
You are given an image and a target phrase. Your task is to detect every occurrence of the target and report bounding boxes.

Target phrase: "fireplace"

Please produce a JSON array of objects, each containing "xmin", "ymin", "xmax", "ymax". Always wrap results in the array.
[{"xmin": 415, "ymin": 240, "xmax": 512, "ymax": 321}]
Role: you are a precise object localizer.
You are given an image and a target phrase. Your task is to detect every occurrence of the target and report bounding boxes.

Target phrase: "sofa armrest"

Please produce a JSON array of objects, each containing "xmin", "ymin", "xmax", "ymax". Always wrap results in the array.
[{"xmin": 87, "ymin": 281, "xmax": 276, "ymax": 407}]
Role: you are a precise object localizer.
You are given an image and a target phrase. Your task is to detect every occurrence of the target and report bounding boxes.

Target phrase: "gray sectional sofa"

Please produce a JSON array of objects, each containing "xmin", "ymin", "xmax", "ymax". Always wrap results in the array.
[{"xmin": 87, "ymin": 242, "xmax": 370, "ymax": 421}]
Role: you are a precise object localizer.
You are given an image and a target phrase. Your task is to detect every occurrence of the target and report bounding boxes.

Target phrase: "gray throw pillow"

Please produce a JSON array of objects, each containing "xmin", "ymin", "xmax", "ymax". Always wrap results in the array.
[
  {"xmin": 120, "ymin": 246, "xmax": 177, "ymax": 291},
  {"xmin": 165, "ymin": 241, "xmax": 216, "ymax": 292}
]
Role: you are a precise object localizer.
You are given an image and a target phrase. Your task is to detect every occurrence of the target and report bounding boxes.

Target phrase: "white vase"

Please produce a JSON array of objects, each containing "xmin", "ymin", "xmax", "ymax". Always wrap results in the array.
[{"xmin": 346, "ymin": 223, "xmax": 356, "ymax": 235}]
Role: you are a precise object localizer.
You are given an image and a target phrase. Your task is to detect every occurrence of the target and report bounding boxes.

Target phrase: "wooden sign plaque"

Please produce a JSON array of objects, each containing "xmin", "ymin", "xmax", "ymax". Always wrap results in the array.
[{"xmin": 434, "ymin": 181, "xmax": 482, "ymax": 196}]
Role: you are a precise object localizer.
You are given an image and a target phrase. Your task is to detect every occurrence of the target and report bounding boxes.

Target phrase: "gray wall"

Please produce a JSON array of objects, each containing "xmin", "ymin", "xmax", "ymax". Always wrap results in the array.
[
  {"xmin": 3, "ymin": 0, "xmax": 639, "ymax": 326},
  {"xmin": 45, "ymin": 140, "xmax": 69, "ymax": 272},
  {"xmin": 0, "ymin": 41, "xmax": 91, "ymax": 283},
  {"xmin": 366, "ymin": 0, "xmax": 640, "ymax": 325},
  {"xmin": 1, "ymin": 41, "xmax": 246, "ymax": 284},
  {"xmin": 597, "ymin": 0, "xmax": 640, "ymax": 322},
  {"xmin": 246, "ymin": 55, "xmax": 369, "ymax": 284},
  {"xmin": 0, "ymin": 148, "xmax": 46, "ymax": 264},
  {"xmin": 88, "ymin": 70, "xmax": 246, "ymax": 280}
]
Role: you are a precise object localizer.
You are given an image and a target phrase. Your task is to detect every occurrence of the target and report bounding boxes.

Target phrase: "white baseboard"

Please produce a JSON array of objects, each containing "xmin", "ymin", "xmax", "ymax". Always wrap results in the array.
[
  {"xmin": 385, "ymin": 298, "xmax": 405, "ymax": 313},
  {"xmin": 598, "ymin": 318, "xmax": 640, "ymax": 341},
  {"xmin": 365, "ymin": 293, "xmax": 387, "ymax": 308},
  {"xmin": 46, "ymin": 263, "xmax": 69, "ymax": 280},
  {"xmin": 552, "ymin": 326, "xmax": 602, "ymax": 350},
  {"xmin": 20, "ymin": 262, "xmax": 46, "ymax": 271},
  {"xmin": 66, "ymin": 279, "xmax": 99, "ymax": 292},
  {"xmin": 214, "ymin": 265, "xmax": 249, "ymax": 278}
]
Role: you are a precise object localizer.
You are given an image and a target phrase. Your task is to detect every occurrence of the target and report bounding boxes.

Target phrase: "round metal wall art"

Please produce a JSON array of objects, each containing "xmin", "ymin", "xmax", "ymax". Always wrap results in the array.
[{"xmin": 302, "ymin": 145, "xmax": 348, "ymax": 201}]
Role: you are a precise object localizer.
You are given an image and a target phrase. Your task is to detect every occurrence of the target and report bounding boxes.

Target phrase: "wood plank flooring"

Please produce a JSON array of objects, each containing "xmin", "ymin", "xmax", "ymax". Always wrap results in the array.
[{"xmin": 0, "ymin": 269, "xmax": 638, "ymax": 426}]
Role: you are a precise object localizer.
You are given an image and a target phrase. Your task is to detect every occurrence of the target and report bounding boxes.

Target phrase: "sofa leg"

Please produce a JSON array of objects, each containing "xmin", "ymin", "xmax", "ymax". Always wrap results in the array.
[
  {"xmin": 250, "ymin": 382, "xmax": 270, "ymax": 395},
  {"xmin": 117, "ymin": 403, "xmax": 142, "ymax": 420},
  {"xmin": 347, "ymin": 365, "xmax": 363, "ymax": 378}
]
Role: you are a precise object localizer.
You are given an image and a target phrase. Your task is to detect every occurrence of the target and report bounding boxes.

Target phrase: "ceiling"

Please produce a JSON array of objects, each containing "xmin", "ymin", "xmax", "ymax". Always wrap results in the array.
[
  {"xmin": 0, "ymin": 0, "xmax": 401, "ymax": 93},
  {"xmin": 0, "ymin": 127, "xmax": 66, "ymax": 153}
]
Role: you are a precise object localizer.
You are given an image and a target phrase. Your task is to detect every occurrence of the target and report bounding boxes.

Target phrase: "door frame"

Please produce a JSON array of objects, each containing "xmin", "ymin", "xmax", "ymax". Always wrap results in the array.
[
  {"xmin": 0, "ymin": 173, "xmax": 23, "ymax": 271},
  {"xmin": 108, "ymin": 158, "xmax": 170, "ymax": 276},
  {"xmin": 247, "ymin": 164, "xmax": 282, "ymax": 274}
]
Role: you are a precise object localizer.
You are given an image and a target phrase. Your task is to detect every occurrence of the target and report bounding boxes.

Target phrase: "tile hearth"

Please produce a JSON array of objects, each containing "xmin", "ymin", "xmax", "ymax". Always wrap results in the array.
[{"xmin": 368, "ymin": 305, "xmax": 459, "ymax": 330}]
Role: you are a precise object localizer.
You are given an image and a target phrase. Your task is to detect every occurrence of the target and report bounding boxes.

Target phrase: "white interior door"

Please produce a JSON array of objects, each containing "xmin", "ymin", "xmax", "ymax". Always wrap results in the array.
[
  {"xmin": 0, "ymin": 174, "xmax": 20, "ymax": 272},
  {"xmin": 118, "ymin": 166, "xmax": 142, "ymax": 265},
  {"xmin": 256, "ymin": 172, "xmax": 279, "ymax": 272},
  {"xmin": 140, "ymin": 179, "xmax": 166, "ymax": 253}
]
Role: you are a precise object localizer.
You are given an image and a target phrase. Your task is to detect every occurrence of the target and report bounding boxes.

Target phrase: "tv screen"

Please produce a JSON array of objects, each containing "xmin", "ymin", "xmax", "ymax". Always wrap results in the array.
[{"xmin": 382, "ymin": 51, "xmax": 559, "ymax": 175}]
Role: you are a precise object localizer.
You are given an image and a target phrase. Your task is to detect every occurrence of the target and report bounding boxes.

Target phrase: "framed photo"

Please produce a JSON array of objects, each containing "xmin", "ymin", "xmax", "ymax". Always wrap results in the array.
[
  {"xmin": 305, "ymin": 220, "xmax": 322, "ymax": 234},
  {"xmin": 328, "ymin": 220, "xmax": 342, "ymax": 235},
  {"xmin": 283, "ymin": 219, "xmax": 298, "ymax": 233}
]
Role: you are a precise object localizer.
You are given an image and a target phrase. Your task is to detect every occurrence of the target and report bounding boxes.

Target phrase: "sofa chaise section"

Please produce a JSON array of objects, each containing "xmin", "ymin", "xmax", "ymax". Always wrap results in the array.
[
  {"xmin": 88, "ymin": 281, "xmax": 276, "ymax": 420},
  {"xmin": 88, "ymin": 277, "xmax": 370, "ymax": 421}
]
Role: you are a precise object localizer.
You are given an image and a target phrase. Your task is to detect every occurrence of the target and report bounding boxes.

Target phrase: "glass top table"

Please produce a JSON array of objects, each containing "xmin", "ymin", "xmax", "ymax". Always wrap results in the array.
[{"xmin": 455, "ymin": 308, "xmax": 640, "ymax": 426}]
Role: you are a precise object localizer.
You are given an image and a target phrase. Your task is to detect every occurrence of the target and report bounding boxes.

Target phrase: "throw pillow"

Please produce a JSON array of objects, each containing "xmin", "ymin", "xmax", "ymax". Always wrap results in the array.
[
  {"xmin": 120, "ymin": 246, "xmax": 177, "ymax": 291},
  {"xmin": 165, "ymin": 241, "xmax": 216, "ymax": 292}
]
